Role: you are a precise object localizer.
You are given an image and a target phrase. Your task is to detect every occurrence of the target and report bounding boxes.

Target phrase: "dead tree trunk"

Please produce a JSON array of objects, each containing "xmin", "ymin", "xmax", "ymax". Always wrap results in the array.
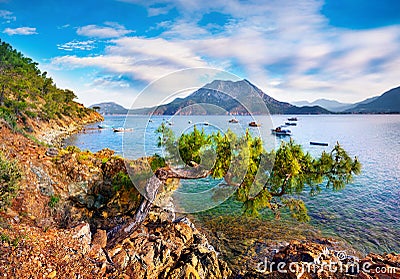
[{"xmin": 106, "ymin": 166, "xmax": 211, "ymax": 248}]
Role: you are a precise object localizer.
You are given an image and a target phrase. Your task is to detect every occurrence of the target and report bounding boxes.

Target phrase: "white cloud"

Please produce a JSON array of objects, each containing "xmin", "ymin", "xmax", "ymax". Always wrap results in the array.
[
  {"xmin": 90, "ymin": 75, "xmax": 130, "ymax": 88},
  {"xmin": 0, "ymin": 10, "xmax": 16, "ymax": 22},
  {"xmin": 57, "ymin": 24, "xmax": 70, "ymax": 29},
  {"xmin": 53, "ymin": 0, "xmax": 400, "ymax": 104},
  {"xmin": 77, "ymin": 22, "xmax": 133, "ymax": 38},
  {"xmin": 52, "ymin": 37, "xmax": 209, "ymax": 82},
  {"xmin": 148, "ymin": 6, "xmax": 170, "ymax": 16},
  {"xmin": 159, "ymin": 20, "xmax": 209, "ymax": 38},
  {"xmin": 57, "ymin": 40, "xmax": 96, "ymax": 51},
  {"xmin": 3, "ymin": 26, "xmax": 37, "ymax": 35}
]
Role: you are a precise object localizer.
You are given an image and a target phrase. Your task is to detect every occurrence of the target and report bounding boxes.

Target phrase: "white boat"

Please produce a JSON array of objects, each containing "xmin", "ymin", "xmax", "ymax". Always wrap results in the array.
[{"xmin": 229, "ymin": 118, "xmax": 239, "ymax": 123}]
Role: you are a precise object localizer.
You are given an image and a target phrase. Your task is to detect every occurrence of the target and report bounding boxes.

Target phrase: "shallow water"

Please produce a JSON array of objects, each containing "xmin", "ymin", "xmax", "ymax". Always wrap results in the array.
[{"xmin": 65, "ymin": 114, "xmax": 400, "ymax": 254}]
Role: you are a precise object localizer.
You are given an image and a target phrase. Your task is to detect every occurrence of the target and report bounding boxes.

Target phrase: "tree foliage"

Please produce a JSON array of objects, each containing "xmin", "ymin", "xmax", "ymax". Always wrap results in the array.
[
  {"xmin": 156, "ymin": 123, "xmax": 361, "ymax": 222},
  {"xmin": 0, "ymin": 39, "xmax": 93, "ymax": 131},
  {"xmin": 0, "ymin": 151, "xmax": 21, "ymax": 210}
]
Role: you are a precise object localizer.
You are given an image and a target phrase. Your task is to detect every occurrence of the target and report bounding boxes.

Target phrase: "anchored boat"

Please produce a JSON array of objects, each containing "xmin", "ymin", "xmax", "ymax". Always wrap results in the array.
[
  {"xmin": 113, "ymin": 128, "xmax": 133, "ymax": 133},
  {"xmin": 249, "ymin": 121, "xmax": 261, "ymax": 127},
  {"xmin": 271, "ymin": 127, "xmax": 292, "ymax": 136},
  {"xmin": 310, "ymin": 142, "xmax": 328, "ymax": 146}
]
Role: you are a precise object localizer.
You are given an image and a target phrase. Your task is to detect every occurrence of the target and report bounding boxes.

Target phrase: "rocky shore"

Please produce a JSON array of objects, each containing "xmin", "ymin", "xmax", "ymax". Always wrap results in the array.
[
  {"xmin": 34, "ymin": 110, "xmax": 104, "ymax": 146},
  {"xmin": 0, "ymin": 117, "xmax": 399, "ymax": 278}
]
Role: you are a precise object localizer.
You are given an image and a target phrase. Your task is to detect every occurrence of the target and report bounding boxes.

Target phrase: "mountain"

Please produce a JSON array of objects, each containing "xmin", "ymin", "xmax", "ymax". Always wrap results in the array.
[
  {"xmin": 292, "ymin": 99, "xmax": 353, "ymax": 112},
  {"xmin": 130, "ymin": 79, "xmax": 330, "ymax": 115},
  {"xmin": 90, "ymin": 102, "xmax": 128, "ymax": 115},
  {"xmin": 346, "ymin": 86, "xmax": 400, "ymax": 113}
]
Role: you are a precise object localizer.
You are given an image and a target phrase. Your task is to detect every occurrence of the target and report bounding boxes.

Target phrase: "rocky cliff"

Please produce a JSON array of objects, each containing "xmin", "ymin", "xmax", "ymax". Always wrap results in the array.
[{"xmin": 0, "ymin": 121, "xmax": 232, "ymax": 278}]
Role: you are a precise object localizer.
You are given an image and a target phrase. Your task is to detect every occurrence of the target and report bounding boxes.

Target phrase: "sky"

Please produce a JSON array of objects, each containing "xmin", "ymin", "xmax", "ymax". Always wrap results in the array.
[{"xmin": 1, "ymin": 0, "xmax": 400, "ymax": 108}]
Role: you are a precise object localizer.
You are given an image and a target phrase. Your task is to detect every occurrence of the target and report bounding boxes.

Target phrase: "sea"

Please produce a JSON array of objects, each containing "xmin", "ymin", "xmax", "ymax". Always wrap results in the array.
[{"xmin": 64, "ymin": 114, "xmax": 400, "ymax": 254}]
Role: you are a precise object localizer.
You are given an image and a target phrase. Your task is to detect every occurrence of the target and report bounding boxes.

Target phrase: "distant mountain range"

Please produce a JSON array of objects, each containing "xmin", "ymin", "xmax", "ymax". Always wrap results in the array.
[
  {"xmin": 90, "ymin": 81, "xmax": 400, "ymax": 115},
  {"xmin": 89, "ymin": 102, "xmax": 128, "ymax": 115},
  {"xmin": 292, "ymin": 96, "xmax": 380, "ymax": 112},
  {"xmin": 345, "ymin": 86, "xmax": 400, "ymax": 113},
  {"xmin": 292, "ymin": 99, "xmax": 353, "ymax": 112},
  {"xmin": 128, "ymin": 79, "xmax": 329, "ymax": 115}
]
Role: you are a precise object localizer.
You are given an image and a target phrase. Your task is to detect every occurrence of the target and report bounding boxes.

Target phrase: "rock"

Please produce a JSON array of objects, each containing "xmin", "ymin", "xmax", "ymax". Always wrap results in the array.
[
  {"xmin": 92, "ymin": 229, "xmax": 107, "ymax": 248},
  {"xmin": 5, "ymin": 208, "xmax": 19, "ymax": 218},
  {"xmin": 68, "ymin": 182, "xmax": 89, "ymax": 206},
  {"xmin": 105, "ymin": 215, "xmax": 231, "ymax": 279},
  {"xmin": 45, "ymin": 148, "xmax": 59, "ymax": 157},
  {"xmin": 71, "ymin": 223, "xmax": 92, "ymax": 254},
  {"xmin": 47, "ymin": 270, "xmax": 57, "ymax": 278},
  {"xmin": 30, "ymin": 164, "xmax": 55, "ymax": 196}
]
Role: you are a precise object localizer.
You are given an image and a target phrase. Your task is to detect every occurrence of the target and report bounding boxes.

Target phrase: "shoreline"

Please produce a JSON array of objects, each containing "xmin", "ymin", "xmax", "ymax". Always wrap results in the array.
[{"xmin": 35, "ymin": 115, "xmax": 104, "ymax": 147}]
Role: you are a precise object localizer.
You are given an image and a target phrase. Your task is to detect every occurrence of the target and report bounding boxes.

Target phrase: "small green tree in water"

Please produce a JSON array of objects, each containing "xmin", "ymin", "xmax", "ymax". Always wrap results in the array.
[{"xmin": 156, "ymin": 123, "xmax": 361, "ymax": 222}]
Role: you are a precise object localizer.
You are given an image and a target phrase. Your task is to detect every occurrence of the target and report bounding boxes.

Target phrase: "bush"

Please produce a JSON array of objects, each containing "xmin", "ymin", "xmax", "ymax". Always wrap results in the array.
[
  {"xmin": 48, "ymin": 195, "xmax": 60, "ymax": 208},
  {"xmin": 0, "ymin": 107, "xmax": 17, "ymax": 129},
  {"xmin": 65, "ymin": 145, "xmax": 81, "ymax": 153},
  {"xmin": 0, "ymin": 151, "xmax": 21, "ymax": 210},
  {"xmin": 150, "ymin": 154, "xmax": 166, "ymax": 171},
  {"xmin": 112, "ymin": 171, "xmax": 134, "ymax": 191}
]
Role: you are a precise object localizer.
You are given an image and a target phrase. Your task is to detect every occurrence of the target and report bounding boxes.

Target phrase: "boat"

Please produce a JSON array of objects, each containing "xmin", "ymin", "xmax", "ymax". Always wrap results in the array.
[
  {"xmin": 203, "ymin": 121, "xmax": 209, "ymax": 126},
  {"xmin": 249, "ymin": 121, "xmax": 261, "ymax": 127},
  {"xmin": 188, "ymin": 120, "xmax": 192, "ymax": 124},
  {"xmin": 287, "ymin": 117, "xmax": 298, "ymax": 121},
  {"xmin": 285, "ymin": 122, "xmax": 297, "ymax": 126},
  {"xmin": 98, "ymin": 124, "xmax": 111, "ymax": 129},
  {"xmin": 113, "ymin": 128, "xmax": 133, "ymax": 133},
  {"xmin": 271, "ymin": 127, "xmax": 291, "ymax": 136},
  {"xmin": 166, "ymin": 120, "xmax": 173, "ymax": 126},
  {"xmin": 310, "ymin": 142, "xmax": 328, "ymax": 146},
  {"xmin": 229, "ymin": 118, "xmax": 239, "ymax": 123}
]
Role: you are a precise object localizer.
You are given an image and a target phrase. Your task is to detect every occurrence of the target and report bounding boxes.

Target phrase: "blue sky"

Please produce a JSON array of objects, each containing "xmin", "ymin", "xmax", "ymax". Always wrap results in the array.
[{"xmin": 1, "ymin": 0, "xmax": 400, "ymax": 107}]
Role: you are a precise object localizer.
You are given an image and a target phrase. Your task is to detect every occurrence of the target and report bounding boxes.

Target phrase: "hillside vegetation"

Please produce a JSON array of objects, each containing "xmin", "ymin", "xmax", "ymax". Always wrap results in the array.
[{"xmin": 0, "ymin": 39, "xmax": 99, "ymax": 133}]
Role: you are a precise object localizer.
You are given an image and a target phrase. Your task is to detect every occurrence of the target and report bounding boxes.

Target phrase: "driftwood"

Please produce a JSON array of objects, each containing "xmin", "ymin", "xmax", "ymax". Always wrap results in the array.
[{"xmin": 106, "ymin": 166, "xmax": 211, "ymax": 248}]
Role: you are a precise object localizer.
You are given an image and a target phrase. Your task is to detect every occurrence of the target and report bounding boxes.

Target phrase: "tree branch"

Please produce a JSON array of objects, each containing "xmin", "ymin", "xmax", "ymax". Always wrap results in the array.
[
  {"xmin": 106, "ymin": 175, "xmax": 163, "ymax": 248},
  {"xmin": 155, "ymin": 166, "xmax": 211, "ymax": 180},
  {"xmin": 106, "ymin": 165, "xmax": 211, "ymax": 248},
  {"xmin": 270, "ymin": 174, "xmax": 291, "ymax": 197}
]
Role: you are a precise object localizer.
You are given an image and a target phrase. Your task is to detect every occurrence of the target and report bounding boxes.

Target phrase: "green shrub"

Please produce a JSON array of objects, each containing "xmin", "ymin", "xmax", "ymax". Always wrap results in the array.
[
  {"xmin": 0, "ymin": 152, "xmax": 21, "ymax": 210},
  {"xmin": 24, "ymin": 110, "xmax": 37, "ymax": 118},
  {"xmin": 0, "ymin": 107, "xmax": 17, "ymax": 129},
  {"xmin": 65, "ymin": 145, "xmax": 81, "ymax": 153},
  {"xmin": 150, "ymin": 154, "xmax": 166, "ymax": 171},
  {"xmin": 112, "ymin": 171, "xmax": 133, "ymax": 191},
  {"xmin": 48, "ymin": 195, "xmax": 60, "ymax": 208}
]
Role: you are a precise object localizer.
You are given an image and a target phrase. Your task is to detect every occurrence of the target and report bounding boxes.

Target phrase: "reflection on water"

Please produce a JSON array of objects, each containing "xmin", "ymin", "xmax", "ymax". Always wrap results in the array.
[{"xmin": 65, "ymin": 114, "xmax": 400, "ymax": 254}]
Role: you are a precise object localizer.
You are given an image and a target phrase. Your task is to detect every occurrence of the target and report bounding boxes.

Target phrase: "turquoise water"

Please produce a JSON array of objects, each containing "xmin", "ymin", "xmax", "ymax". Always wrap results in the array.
[{"xmin": 65, "ymin": 114, "xmax": 400, "ymax": 254}]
